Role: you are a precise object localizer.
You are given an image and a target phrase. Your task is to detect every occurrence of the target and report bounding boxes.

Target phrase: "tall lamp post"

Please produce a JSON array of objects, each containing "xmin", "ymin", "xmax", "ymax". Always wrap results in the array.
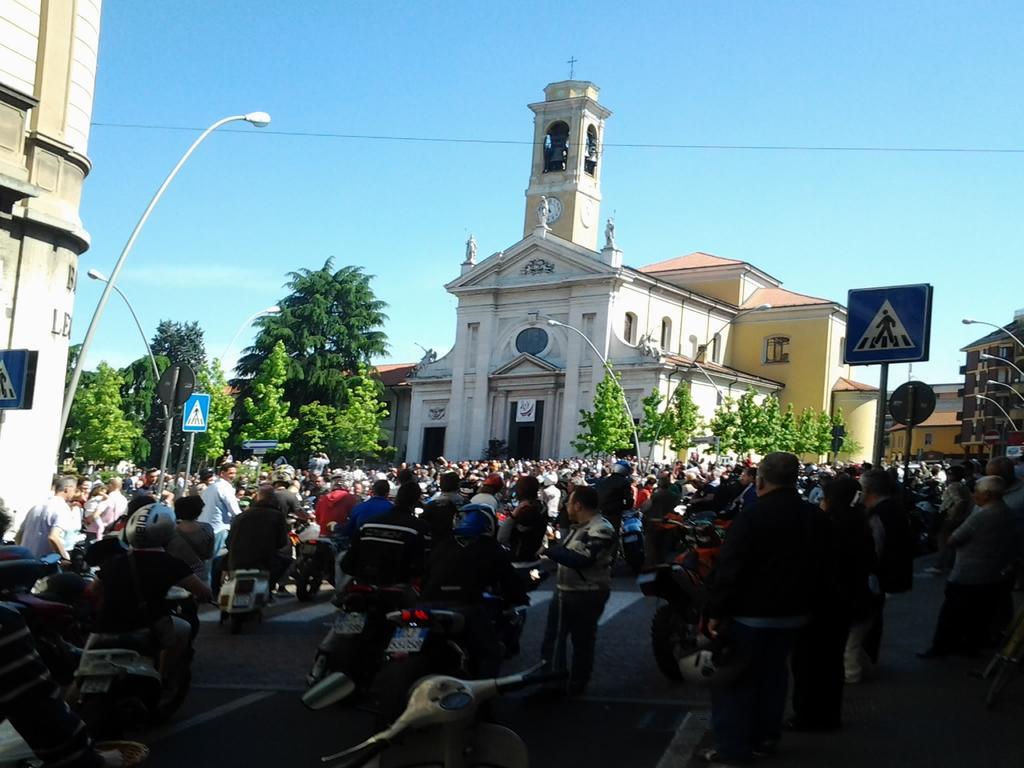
[
  {"xmin": 980, "ymin": 352, "xmax": 1024, "ymax": 383},
  {"xmin": 983, "ymin": 379, "xmax": 1024, "ymax": 407},
  {"xmin": 967, "ymin": 392, "xmax": 1019, "ymax": 432},
  {"xmin": 544, "ymin": 317, "xmax": 642, "ymax": 461},
  {"xmin": 219, "ymin": 306, "xmax": 282, "ymax": 370},
  {"xmin": 86, "ymin": 270, "xmax": 161, "ymax": 384},
  {"xmin": 962, "ymin": 318, "xmax": 1024, "ymax": 349},
  {"xmin": 60, "ymin": 111, "xmax": 272, "ymax": 441}
]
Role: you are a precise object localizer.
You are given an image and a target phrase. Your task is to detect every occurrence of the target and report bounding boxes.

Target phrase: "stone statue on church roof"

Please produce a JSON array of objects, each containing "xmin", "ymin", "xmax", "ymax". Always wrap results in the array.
[
  {"xmin": 604, "ymin": 216, "xmax": 616, "ymax": 250},
  {"xmin": 464, "ymin": 233, "xmax": 477, "ymax": 265},
  {"xmin": 536, "ymin": 196, "xmax": 550, "ymax": 229}
]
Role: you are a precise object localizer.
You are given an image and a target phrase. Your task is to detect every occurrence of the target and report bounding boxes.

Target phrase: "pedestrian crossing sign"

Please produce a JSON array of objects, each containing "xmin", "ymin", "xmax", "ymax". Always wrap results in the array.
[
  {"xmin": 0, "ymin": 349, "xmax": 38, "ymax": 410},
  {"xmin": 845, "ymin": 284, "xmax": 933, "ymax": 365},
  {"xmin": 181, "ymin": 393, "xmax": 211, "ymax": 433}
]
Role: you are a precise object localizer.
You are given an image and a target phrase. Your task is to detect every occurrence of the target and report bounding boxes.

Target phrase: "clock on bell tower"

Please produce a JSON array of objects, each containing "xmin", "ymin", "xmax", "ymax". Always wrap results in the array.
[{"xmin": 523, "ymin": 81, "xmax": 612, "ymax": 251}]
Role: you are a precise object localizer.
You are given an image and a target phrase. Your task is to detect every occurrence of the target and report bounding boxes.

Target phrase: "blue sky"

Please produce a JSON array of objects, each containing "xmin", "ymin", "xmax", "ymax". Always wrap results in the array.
[{"xmin": 75, "ymin": 0, "xmax": 1024, "ymax": 388}]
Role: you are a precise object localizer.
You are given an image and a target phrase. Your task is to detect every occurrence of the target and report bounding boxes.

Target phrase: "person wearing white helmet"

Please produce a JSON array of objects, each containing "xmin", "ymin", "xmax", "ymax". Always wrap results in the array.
[
  {"xmin": 541, "ymin": 472, "xmax": 561, "ymax": 520},
  {"xmin": 95, "ymin": 503, "xmax": 212, "ymax": 683}
]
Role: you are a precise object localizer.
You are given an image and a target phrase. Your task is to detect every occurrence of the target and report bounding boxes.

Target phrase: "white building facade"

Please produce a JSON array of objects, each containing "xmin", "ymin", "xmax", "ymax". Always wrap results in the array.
[
  {"xmin": 405, "ymin": 81, "xmax": 787, "ymax": 464},
  {"xmin": 0, "ymin": 0, "xmax": 102, "ymax": 520}
]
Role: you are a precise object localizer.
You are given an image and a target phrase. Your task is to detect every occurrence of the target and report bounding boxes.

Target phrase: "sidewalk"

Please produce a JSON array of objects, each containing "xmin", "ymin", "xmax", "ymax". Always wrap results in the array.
[{"xmin": 685, "ymin": 562, "xmax": 1024, "ymax": 768}]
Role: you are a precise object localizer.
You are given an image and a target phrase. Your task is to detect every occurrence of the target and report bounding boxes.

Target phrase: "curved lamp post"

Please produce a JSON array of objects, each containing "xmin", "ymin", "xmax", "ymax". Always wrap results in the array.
[
  {"xmin": 219, "ymin": 306, "xmax": 282, "ymax": 372},
  {"xmin": 967, "ymin": 392, "xmax": 1019, "ymax": 432},
  {"xmin": 60, "ymin": 111, "xmax": 272, "ymax": 440},
  {"xmin": 545, "ymin": 317, "xmax": 642, "ymax": 461},
  {"xmin": 980, "ymin": 352, "xmax": 1024, "ymax": 383},
  {"xmin": 962, "ymin": 318, "xmax": 1024, "ymax": 349},
  {"xmin": 86, "ymin": 269, "xmax": 161, "ymax": 383},
  {"xmin": 983, "ymin": 379, "xmax": 1024, "ymax": 407}
]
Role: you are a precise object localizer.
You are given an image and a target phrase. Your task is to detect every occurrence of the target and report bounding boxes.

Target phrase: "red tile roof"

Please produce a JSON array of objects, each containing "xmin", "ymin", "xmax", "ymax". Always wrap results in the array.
[
  {"xmin": 638, "ymin": 251, "xmax": 744, "ymax": 273},
  {"xmin": 887, "ymin": 411, "xmax": 961, "ymax": 432},
  {"xmin": 833, "ymin": 377, "xmax": 878, "ymax": 393},
  {"xmin": 375, "ymin": 363, "xmax": 416, "ymax": 387},
  {"xmin": 742, "ymin": 286, "xmax": 834, "ymax": 310}
]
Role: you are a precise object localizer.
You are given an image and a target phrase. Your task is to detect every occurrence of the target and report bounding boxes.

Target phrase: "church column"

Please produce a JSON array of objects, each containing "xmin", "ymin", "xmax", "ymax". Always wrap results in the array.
[
  {"xmin": 557, "ymin": 304, "xmax": 586, "ymax": 456},
  {"xmin": 444, "ymin": 318, "xmax": 469, "ymax": 458},
  {"xmin": 468, "ymin": 310, "xmax": 495, "ymax": 458}
]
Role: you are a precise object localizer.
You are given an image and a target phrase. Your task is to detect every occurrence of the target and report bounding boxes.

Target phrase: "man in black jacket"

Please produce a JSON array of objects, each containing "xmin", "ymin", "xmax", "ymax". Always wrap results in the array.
[
  {"xmin": 702, "ymin": 453, "xmax": 829, "ymax": 766},
  {"xmin": 341, "ymin": 482, "xmax": 427, "ymax": 586},
  {"xmin": 227, "ymin": 484, "xmax": 291, "ymax": 590},
  {"xmin": 596, "ymin": 460, "xmax": 634, "ymax": 534}
]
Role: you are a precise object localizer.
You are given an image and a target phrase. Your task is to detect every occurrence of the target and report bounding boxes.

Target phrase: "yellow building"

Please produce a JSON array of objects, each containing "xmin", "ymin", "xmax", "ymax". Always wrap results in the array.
[
  {"xmin": 405, "ymin": 80, "xmax": 877, "ymax": 463},
  {"xmin": 888, "ymin": 411, "xmax": 961, "ymax": 461}
]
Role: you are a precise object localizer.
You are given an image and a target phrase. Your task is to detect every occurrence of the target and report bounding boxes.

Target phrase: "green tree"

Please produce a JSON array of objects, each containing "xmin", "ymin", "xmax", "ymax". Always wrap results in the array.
[
  {"xmin": 293, "ymin": 401, "xmax": 342, "ymax": 459},
  {"xmin": 66, "ymin": 363, "xmax": 142, "ymax": 465},
  {"xmin": 639, "ymin": 384, "xmax": 703, "ymax": 456},
  {"xmin": 236, "ymin": 260, "xmax": 389, "ymax": 407},
  {"xmin": 574, "ymin": 371, "xmax": 634, "ymax": 457},
  {"xmin": 793, "ymin": 407, "xmax": 819, "ymax": 455},
  {"xmin": 733, "ymin": 388, "xmax": 765, "ymax": 454},
  {"xmin": 830, "ymin": 408, "xmax": 863, "ymax": 459},
  {"xmin": 810, "ymin": 409, "xmax": 834, "ymax": 456},
  {"xmin": 778, "ymin": 402, "xmax": 799, "ymax": 453},
  {"xmin": 752, "ymin": 395, "xmax": 783, "ymax": 454},
  {"xmin": 118, "ymin": 355, "xmax": 170, "ymax": 464},
  {"xmin": 335, "ymin": 367, "xmax": 391, "ymax": 460},
  {"xmin": 194, "ymin": 359, "xmax": 234, "ymax": 464},
  {"xmin": 150, "ymin": 320, "xmax": 207, "ymax": 371},
  {"xmin": 238, "ymin": 341, "xmax": 298, "ymax": 452},
  {"xmin": 708, "ymin": 396, "xmax": 741, "ymax": 454}
]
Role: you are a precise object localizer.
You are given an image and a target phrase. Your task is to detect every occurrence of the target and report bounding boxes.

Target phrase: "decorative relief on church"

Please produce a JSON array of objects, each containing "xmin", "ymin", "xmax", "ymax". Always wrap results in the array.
[
  {"xmin": 427, "ymin": 407, "xmax": 446, "ymax": 421},
  {"xmin": 521, "ymin": 258, "xmax": 554, "ymax": 275}
]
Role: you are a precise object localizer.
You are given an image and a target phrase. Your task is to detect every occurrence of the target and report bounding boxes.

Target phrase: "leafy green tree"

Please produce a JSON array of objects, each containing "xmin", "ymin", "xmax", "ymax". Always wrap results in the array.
[
  {"xmin": 118, "ymin": 355, "xmax": 170, "ymax": 464},
  {"xmin": 793, "ymin": 407, "xmax": 819, "ymax": 455},
  {"xmin": 810, "ymin": 410, "xmax": 834, "ymax": 456},
  {"xmin": 778, "ymin": 402, "xmax": 799, "ymax": 453},
  {"xmin": 194, "ymin": 360, "xmax": 234, "ymax": 464},
  {"xmin": 236, "ymin": 260, "xmax": 389, "ymax": 407},
  {"xmin": 574, "ymin": 371, "xmax": 635, "ymax": 457},
  {"xmin": 335, "ymin": 367, "xmax": 392, "ymax": 460},
  {"xmin": 293, "ymin": 401, "xmax": 342, "ymax": 459},
  {"xmin": 150, "ymin": 320, "xmax": 207, "ymax": 372},
  {"xmin": 639, "ymin": 384, "xmax": 704, "ymax": 456},
  {"xmin": 708, "ymin": 396, "xmax": 741, "ymax": 454},
  {"xmin": 733, "ymin": 388, "xmax": 765, "ymax": 454},
  {"xmin": 239, "ymin": 341, "xmax": 298, "ymax": 452},
  {"xmin": 66, "ymin": 363, "xmax": 142, "ymax": 465},
  {"xmin": 752, "ymin": 395, "xmax": 783, "ymax": 454},
  {"xmin": 830, "ymin": 408, "xmax": 863, "ymax": 459}
]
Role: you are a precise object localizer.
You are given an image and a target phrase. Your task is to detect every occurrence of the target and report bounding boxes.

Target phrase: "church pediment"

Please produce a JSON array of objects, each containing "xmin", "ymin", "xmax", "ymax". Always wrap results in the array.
[
  {"xmin": 491, "ymin": 353, "xmax": 562, "ymax": 377},
  {"xmin": 447, "ymin": 232, "xmax": 616, "ymax": 293}
]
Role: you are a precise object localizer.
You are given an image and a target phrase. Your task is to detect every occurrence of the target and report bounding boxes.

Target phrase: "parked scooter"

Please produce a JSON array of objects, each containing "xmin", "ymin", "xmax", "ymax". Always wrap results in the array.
[
  {"xmin": 218, "ymin": 569, "xmax": 271, "ymax": 634},
  {"xmin": 295, "ymin": 529, "xmax": 343, "ymax": 602},
  {"xmin": 70, "ymin": 586, "xmax": 197, "ymax": 738},
  {"xmin": 620, "ymin": 510, "xmax": 645, "ymax": 575},
  {"xmin": 305, "ymin": 664, "xmax": 566, "ymax": 768}
]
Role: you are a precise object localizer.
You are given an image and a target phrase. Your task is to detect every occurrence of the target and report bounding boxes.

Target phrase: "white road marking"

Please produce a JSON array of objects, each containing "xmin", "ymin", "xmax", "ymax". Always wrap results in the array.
[
  {"xmin": 147, "ymin": 691, "xmax": 275, "ymax": 742},
  {"xmin": 269, "ymin": 602, "xmax": 338, "ymax": 623},
  {"xmin": 655, "ymin": 710, "xmax": 712, "ymax": 768},
  {"xmin": 599, "ymin": 591, "xmax": 643, "ymax": 625}
]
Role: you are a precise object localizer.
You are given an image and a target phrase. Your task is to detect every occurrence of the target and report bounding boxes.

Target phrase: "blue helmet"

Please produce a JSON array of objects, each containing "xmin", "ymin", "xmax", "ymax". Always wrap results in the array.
[
  {"xmin": 612, "ymin": 460, "xmax": 632, "ymax": 475},
  {"xmin": 453, "ymin": 503, "xmax": 497, "ymax": 539}
]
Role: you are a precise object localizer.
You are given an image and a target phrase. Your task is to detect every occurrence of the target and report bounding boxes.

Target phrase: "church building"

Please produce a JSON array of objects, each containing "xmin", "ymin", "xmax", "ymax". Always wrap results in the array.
[{"xmin": 403, "ymin": 80, "xmax": 877, "ymax": 464}]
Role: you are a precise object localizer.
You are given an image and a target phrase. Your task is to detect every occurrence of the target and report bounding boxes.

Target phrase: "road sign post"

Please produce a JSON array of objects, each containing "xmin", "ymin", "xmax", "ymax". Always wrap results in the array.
[
  {"xmin": 156, "ymin": 364, "xmax": 197, "ymax": 496},
  {"xmin": 845, "ymin": 284, "xmax": 934, "ymax": 466},
  {"xmin": 0, "ymin": 350, "xmax": 39, "ymax": 410}
]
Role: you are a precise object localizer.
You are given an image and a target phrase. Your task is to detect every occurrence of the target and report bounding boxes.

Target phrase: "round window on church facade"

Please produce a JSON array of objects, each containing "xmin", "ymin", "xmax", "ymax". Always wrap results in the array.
[{"xmin": 515, "ymin": 328, "xmax": 549, "ymax": 356}]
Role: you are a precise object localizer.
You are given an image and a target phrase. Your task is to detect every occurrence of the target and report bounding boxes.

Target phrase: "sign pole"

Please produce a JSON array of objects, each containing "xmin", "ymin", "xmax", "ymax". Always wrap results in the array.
[
  {"xmin": 872, "ymin": 363, "xmax": 889, "ymax": 466},
  {"xmin": 156, "ymin": 365, "xmax": 179, "ymax": 497},
  {"xmin": 185, "ymin": 432, "xmax": 196, "ymax": 485},
  {"xmin": 904, "ymin": 383, "xmax": 915, "ymax": 480}
]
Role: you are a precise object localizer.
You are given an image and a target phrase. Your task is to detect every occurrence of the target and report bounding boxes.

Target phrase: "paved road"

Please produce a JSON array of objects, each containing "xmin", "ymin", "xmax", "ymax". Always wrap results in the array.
[{"xmin": 143, "ymin": 572, "xmax": 704, "ymax": 767}]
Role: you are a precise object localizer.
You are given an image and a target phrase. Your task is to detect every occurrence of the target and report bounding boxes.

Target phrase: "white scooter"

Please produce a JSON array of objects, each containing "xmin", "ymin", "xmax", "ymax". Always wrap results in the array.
[
  {"xmin": 218, "ymin": 569, "xmax": 271, "ymax": 634},
  {"xmin": 304, "ymin": 664, "xmax": 565, "ymax": 768}
]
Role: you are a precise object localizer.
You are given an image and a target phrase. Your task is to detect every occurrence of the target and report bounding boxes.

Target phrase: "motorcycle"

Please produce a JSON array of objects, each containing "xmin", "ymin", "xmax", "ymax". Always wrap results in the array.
[
  {"xmin": 305, "ymin": 664, "xmax": 566, "ymax": 768},
  {"xmin": 620, "ymin": 510, "xmax": 645, "ymax": 575},
  {"xmin": 294, "ymin": 525, "xmax": 344, "ymax": 602},
  {"xmin": 306, "ymin": 581, "xmax": 418, "ymax": 689},
  {"xmin": 218, "ymin": 568, "xmax": 271, "ymax": 634},
  {"xmin": 637, "ymin": 507, "xmax": 726, "ymax": 681},
  {"xmin": 69, "ymin": 586, "xmax": 197, "ymax": 738},
  {"xmin": 369, "ymin": 594, "xmax": 526, "ymax": 726}
]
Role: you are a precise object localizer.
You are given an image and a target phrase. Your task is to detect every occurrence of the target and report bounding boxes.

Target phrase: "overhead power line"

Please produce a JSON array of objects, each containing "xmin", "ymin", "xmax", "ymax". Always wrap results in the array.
[{"xmin": 89, "ymin": 121, "xmax": 1024, "ymax": 154}]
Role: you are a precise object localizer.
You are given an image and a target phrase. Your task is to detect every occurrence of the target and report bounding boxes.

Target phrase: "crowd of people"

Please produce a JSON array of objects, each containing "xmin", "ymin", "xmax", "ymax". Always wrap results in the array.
[{"xmin": 2, "ymin": 449, "xmax": 1022, "ymax": 767}]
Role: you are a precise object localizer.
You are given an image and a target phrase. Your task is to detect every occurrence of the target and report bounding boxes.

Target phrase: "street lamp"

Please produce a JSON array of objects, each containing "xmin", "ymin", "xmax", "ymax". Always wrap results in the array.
[
  {"xmin": 962, "ymin": 318, "xmax": 1024, "ymax": 349},
  {"xmin": 967, "ymin": 392, "xmax": 1019, "ymax": 431},
  {"xmin": 545, "ymin": 317, "xmax": 642, "ymax": 460},
  {"xmin": 219, "ymin": 306, "xmax": 282, "ymax": 371},
  {"xmin": 983, "ymin": 379, "xmax": 1024, "ymax": 407},
  {"xmin": 86, "ymin": 269, "xmax": 161, "ymax": 384},
  {"xmin": 60, "ymin": 111, "xmax": 273, "ymax": 440},
  {"xmin": 980, "ymin": 352, "xmax": 1024, "ymax": 383}
]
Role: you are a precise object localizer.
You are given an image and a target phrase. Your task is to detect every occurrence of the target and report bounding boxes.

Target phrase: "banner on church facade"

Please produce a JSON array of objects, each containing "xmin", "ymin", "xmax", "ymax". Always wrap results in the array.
[{"xmin": 516, "ymin": 399, "xmax": 536, "ymax": 422}]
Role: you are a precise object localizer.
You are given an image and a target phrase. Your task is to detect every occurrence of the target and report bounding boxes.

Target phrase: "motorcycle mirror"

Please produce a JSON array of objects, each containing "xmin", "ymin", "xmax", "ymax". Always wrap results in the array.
[{"xmin": 302, "ymin": 672, "xmax": 356, "ymax": 710}]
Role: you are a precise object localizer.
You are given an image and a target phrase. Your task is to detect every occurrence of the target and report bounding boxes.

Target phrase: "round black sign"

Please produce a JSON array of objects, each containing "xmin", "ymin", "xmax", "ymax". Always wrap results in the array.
[
  {"xmin": 888, "ymin": 380, "xmax": 936, "ymax": 426},
  {"xmin": 157, "ymin": 364, "xmax": 196, "ymax": 407},
  {"xmin": 515, "ymin": 327, "xmax": 549, "ymax": 356}
]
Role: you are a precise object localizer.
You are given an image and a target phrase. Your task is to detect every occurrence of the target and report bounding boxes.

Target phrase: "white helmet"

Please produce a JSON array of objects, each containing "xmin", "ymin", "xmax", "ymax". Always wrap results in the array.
[
  {"xmin": 541, "ymin": 472, "xmax": 558, "ymax": 487},
  {"xmin": 677, "ymin": 636, "xmax": 747, "ymax": 686},
  {"xmin": 125, "ymin": 502, "xmax": 177, "ymax": 549}
]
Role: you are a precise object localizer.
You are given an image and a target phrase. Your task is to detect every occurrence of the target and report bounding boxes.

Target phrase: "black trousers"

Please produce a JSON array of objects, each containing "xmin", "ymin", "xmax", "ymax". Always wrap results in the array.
[
  {"xmin": 932, "ymin": 581, "xmax": 1002, "ymax": 654},
  {"xmin": 540, "ymin": 589, "xmax": 609, "ymax": 693},
  {"xmin": 791, "ymin": 614, "xmax": 850, "ymax": 728},
  {"xmin": 863, "ymin": 593, "xmax": 886, "ymax": 664}
]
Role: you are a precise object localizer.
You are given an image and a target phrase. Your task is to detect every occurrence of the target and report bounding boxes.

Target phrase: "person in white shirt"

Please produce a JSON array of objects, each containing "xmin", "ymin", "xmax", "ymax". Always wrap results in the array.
[
  {"xmin": 15, "ymin": 477, "xmax": 77, "ymax": 560},
  {"xmin": 199, "ymin": 463, "xmax": 243, "ymax": 588}
]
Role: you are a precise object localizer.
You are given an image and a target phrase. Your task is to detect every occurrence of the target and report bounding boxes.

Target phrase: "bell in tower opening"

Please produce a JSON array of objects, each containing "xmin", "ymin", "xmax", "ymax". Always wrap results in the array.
[
  {"xmin": 543, "ymin": 121, "xmax": 569, "ymax": 172},
  {"xmin": 585, "ymin": 125, "xmax": 599, "ymax": 176}
]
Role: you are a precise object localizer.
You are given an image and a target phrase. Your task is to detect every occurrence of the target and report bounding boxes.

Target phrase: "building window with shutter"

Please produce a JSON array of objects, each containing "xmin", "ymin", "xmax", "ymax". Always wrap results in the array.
[{"xmin": 764, "ymin": 336, "xmax": 790, "ymax": 364}]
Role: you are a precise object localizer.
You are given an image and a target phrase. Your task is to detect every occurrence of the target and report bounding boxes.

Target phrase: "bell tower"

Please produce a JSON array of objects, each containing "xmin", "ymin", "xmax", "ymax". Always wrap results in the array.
[{"xmin": 523, "ymin": 81, "xmax": 612, "ymax": 251}]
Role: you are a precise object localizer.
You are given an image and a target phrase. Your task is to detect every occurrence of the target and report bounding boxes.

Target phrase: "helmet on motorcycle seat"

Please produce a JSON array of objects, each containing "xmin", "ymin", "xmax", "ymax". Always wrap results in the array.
[
  {"xmin": 453, "ymin": 503, "xmax": 497, "ymax": 538},
  {"xmin": 481, "ymin": 473, "xmax": 504, "ymax": 492},
  {"xmin": 612, "ymin": 460, "xmax": 632, "ymax": 475},
  {"xmin": 125, "ymin": 503, "xmax": 177, "ymax": 549},
  {"xmin": 678, "ymin": 634, "xmax": 748, "ymax": 686}
]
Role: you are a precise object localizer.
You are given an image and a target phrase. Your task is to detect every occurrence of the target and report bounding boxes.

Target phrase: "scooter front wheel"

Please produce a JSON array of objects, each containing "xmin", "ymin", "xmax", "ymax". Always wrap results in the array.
[{"xmin": 295, "ymin": 561, "xmax": 322, "ymax": 602}]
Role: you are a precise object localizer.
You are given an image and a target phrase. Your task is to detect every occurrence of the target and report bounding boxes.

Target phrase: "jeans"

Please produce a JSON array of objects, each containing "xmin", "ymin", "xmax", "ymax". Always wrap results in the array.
[
  {"xmin": 710, "ymin": 622, "xmax": 799, "ymax": 763},
  {"xmin": 206, "ymin": 528, "xmax": 230, "ymax": 594},
  {"xmin": 540, "ymin": 589, "xmax": 609, "ymax": 693}
]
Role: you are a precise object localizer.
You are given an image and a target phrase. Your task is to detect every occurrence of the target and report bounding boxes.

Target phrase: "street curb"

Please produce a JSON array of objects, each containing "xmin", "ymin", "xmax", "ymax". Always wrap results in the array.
[{"xmin": 655, "ymin": 709, "xmax": 711, "ymax": 768}]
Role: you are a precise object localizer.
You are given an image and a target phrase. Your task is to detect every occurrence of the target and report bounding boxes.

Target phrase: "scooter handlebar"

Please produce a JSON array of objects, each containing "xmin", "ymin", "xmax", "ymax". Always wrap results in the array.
[
  {"xmin": 494, "ymin": 667, "xmax": 568, "ymax": 694},
  {"xmin": 322, "ymin": 737, "xmax": 391, "ymax": 768}
]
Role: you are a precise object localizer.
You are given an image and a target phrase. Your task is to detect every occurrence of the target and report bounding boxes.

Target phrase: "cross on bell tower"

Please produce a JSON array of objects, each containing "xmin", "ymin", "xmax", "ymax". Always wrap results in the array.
[{"xmin": 523, "ymin": 81, "xmax": 612, "ymax": 251}]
